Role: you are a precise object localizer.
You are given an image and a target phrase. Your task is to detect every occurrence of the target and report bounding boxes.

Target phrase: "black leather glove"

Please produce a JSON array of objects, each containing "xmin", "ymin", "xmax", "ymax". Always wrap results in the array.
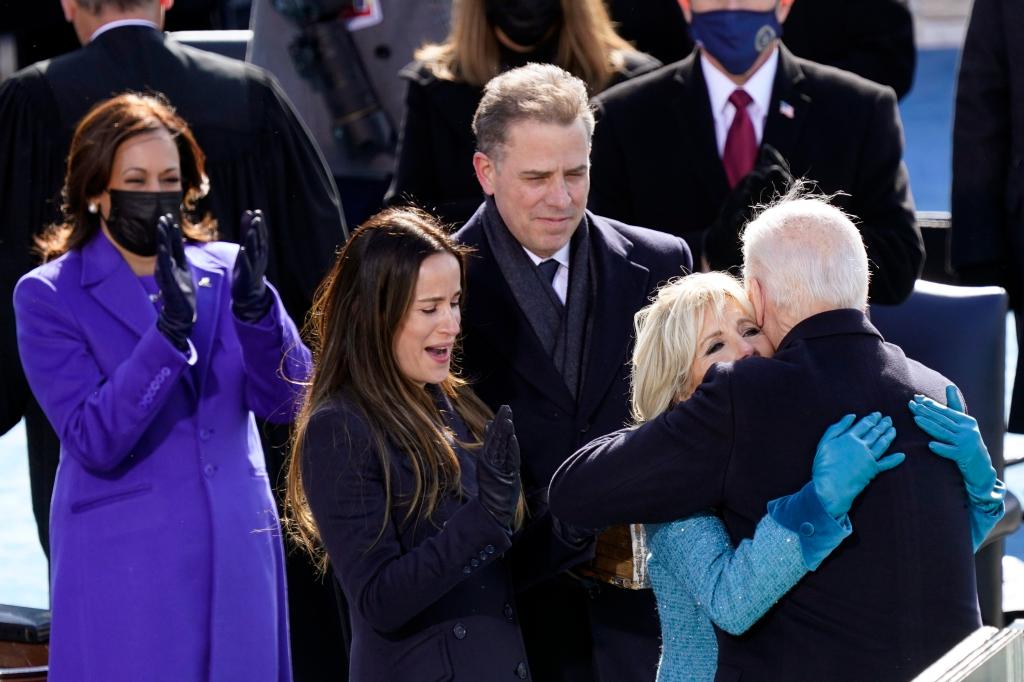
[
  {"xmin": 155, "ymin": 214, "xmax": 196, "ymax": 352},
  {"xmin": 552, "ymin": 516, "xmax": 597, "ymax": 550},
  {"xmin": 477, "ymin": 404, "xmax": 521, "ymax": 530},
  {"xmin": 231, "ymin": 210, "xmax": 273, "ymax": 322},
  {"xmin": 703, "ymin": 144, "xmax": 794, "ymax": 273}
]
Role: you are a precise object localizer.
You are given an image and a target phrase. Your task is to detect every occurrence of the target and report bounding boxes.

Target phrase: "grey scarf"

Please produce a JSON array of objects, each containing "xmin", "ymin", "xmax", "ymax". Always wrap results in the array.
[{"xmin": 481, "ymin": 197, "xmax": 592, "ymax": 398}]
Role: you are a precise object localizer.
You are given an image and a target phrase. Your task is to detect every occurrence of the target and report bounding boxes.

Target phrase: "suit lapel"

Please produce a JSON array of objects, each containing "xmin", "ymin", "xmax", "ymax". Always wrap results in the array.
[
  {"xmin": 577, "ymin": 219, "xmax": 651, "ymax": 421},
  {"xmin": 671, "ymin": 56, "xmax": 730, "ymax": 199},
  {"xmin": 465, "ymin": 231, "xmax": 576, "ymax": 414},
  {"xmin": 185, "ymin": 249, "xmax": 226, "ymax": 396},
  {"xmin": 763, "ymin": 46, "xmax": 811, "ymax": 163},
  {"xmin": 81, "ymin": 232, "xmax": 157, "ymax": 339}
]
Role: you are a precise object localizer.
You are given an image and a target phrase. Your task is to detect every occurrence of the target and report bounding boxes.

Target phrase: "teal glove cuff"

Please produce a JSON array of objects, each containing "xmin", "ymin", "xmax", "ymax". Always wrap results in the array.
[{"xmin": 768, "ymin": 481, "xmax": 852, "ymax": 571}]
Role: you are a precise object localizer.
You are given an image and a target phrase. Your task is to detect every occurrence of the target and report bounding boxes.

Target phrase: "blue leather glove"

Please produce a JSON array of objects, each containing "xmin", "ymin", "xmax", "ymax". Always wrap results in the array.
[
  {"xmin": 812, "ymin": 413, "xmax": 906, "ymax": 518},
  {"xmin": 909, "ymin": 385, "xmax": 998, "ymax": 503},
  {"xmin": 231, "ymin": 210, "xmax": 273, "ymax": 323},
  {"xmin": 154, "ymin": 214, "xmax": 196, "ymax": 352}
]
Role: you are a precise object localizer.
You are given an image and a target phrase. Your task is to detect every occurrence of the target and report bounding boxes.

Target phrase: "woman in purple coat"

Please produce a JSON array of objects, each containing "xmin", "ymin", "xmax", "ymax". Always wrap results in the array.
[{"xmin": 13, "ymin": 93, "xmax": 309, "ymax": 681}]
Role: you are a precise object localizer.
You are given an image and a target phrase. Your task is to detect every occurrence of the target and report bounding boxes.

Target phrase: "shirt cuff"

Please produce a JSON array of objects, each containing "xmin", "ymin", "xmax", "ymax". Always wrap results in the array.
[{"xmin": 767, "ymin": 481, "xmax": 852, "ymax": 570}]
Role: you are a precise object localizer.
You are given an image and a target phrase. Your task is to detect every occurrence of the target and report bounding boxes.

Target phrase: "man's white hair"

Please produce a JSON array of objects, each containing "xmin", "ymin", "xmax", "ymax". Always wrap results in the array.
[{"xmin": 742, "ymin": 188, "xmax": 870, "ymax": 316}]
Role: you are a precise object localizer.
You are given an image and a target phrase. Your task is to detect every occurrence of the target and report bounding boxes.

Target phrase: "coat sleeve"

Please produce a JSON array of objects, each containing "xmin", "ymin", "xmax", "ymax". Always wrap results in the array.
[
  {"xmin": 854, "ymin": 84, "xmax": 923, "ymax": 305},
  {"xmin": 647, "ymin": 512, "xmax": 807, "ymax": 635},
  {"xmin": 950, "ymin": 0, "xmax": 1013, "ymax": 283},
  {"xmin": 232, "ymin": 279, "xmax": 312, "ymax": 423},
  {"xmin": 549, "ymin": 365, "xmax": 736, "ymax": 527},
  {"xmin": 302, "ymin": 403, "xmax": 514, "ymax": 633},
  {"xmin": 256, "ymin": 73, "xmax": 347, "ymax": 318},
  {"xmin": 13, "ymin": 275, "xmax": 192, "ymax": 472}
]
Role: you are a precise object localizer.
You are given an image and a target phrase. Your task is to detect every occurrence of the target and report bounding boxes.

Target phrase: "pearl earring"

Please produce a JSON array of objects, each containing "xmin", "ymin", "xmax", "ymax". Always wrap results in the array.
[{"xmin": 88, "ymin": 202, "xmax": 98, "ymax": 214}]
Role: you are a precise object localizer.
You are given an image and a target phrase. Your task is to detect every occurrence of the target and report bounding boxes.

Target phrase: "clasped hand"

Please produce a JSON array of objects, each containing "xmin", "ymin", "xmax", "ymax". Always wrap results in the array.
[
  {"xmin": 155, "ymin": 215, "xmax": 196, "ymax": 352},
  {"xmin": 477, "ymin": 405, "xmax": 521, "ymax": 530},
  {"xmin": 231, "ymin": 210, "xmax": 273, "ymax": 322},
  {"xmin": 812, "ymin": 412, "xmax": 905, "ymax": 518}
]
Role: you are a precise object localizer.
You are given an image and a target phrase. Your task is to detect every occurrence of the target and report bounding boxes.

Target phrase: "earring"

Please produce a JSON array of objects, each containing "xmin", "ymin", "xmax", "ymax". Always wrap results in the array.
[{"xmin": 87, "ymin": 202, "xmax": 98, "ymax": 214}]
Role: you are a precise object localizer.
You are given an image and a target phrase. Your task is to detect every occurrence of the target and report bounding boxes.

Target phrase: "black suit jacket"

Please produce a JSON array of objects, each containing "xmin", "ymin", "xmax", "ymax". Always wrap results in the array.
[
  {"xmin": 589, "ymin": 46, "xmax": 922, "ymax": 305},
  {"xmin": 454, "ymin": 207, "xmax": 691, "ymax": 681},
  {"xmin": 551, "ymin": 310, "xmax": 981, "ymax": 681},
  {"xmin": 951, "ymin": 0, "xmax": 1024, "ymax": 429}
]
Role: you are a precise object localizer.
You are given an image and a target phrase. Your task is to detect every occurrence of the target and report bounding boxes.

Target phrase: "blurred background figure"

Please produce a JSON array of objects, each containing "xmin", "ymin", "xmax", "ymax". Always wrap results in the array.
[
  {"xmin": 248, "ymin": 0, "xmax": 451, "ymax": 228},
  {"xmin": 13, "ymin": 92, "xmax": 309, "ymax": 681},
  {"xmin": 385, "ymin": 0, "xmax": 662, "ymax": 227},
  {"xmin": 951, "ymin": 0, "xmax": 1024, "ymax": 432}
]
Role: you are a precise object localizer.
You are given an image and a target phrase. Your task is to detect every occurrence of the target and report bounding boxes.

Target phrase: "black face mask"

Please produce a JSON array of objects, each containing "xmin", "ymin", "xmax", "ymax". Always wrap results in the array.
[
  {"xmin": 102, "ymin": 189, "xmax": 183, "ymax": 257},
  {"xmin": 485, "ymin": 0, "xmax": 562, "ymax": 48}
]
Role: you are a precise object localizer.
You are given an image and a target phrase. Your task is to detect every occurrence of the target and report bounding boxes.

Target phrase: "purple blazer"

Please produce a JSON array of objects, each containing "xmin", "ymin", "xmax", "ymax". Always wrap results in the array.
[{"xmin": 14, "ymin": 232, "xmax": 310, "ymax": 681}]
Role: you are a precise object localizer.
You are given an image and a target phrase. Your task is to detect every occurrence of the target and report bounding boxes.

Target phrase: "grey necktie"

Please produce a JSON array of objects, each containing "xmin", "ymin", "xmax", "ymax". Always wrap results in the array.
[{"xmin": 537, "ymin": 259, "xmax": 560, "ymax": 284}]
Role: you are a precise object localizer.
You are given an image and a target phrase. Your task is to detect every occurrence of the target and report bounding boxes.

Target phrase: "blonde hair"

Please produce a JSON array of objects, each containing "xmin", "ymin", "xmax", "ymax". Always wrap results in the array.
[
  {"xmin": 631, "ymin": 272, "xmax": 755, "ymax": 423},
  {"xmin": 416, "ymin": 0, "xmax": 641, "ymax": 93}
]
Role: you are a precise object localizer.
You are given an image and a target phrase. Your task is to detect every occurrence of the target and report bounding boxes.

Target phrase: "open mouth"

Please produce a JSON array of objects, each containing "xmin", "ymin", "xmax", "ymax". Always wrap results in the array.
[{"xmin": 426, "ymin": 346, "xmax": 451, "ymax": 362}]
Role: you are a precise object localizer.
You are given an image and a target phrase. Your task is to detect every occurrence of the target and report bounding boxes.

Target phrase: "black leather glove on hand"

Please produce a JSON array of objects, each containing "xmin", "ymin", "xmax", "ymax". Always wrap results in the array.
[
  {"xmin": 552, "ymin": 516, "xmax": 597, "ymax": 550},
  {"xmin": 704, "ymin": 144, "xmax": 794, "ymax": 272},
  {"xmin": 231, "ymin": 210, "xmax": 273, "ymax": 322},
  {"xmin": 477, "ymin": 404, "xmax": 521, "ymax": 530},
  {"xmin": 155, "ymin": 214, "xmax": 196, "ymax": 352}
]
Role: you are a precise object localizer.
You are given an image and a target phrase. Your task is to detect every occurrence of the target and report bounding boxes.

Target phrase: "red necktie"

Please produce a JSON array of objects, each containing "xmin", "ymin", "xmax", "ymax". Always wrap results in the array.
[{"xmin": 722, "ymin": 89, "xmax": 757, "ymax": 188}]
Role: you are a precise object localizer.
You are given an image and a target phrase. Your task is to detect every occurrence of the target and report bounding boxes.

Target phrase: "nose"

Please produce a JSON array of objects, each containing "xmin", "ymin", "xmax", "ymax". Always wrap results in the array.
[
  {"xmin": 440, "ymin": 305, "xmax": 460, "ymax": 336},
  {"xmin": 736, "ymin": 338, "xmax": 757, "ymax": 360},
  {"xmin": 545, "ymin": 177, "xmax": 573, "ymax": 209}
]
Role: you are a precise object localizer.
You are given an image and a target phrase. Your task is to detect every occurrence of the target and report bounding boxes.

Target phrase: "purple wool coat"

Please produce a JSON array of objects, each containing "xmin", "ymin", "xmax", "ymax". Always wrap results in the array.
[{"xmin": 13, "ymin": 232, "xmax": 310, "ymax": 681}]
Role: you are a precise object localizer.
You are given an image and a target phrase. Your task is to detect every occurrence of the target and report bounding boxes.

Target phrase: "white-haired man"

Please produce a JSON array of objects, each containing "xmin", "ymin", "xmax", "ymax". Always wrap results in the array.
[{"xmin": 550, "ymin": 192, "xmax": 999, "ymax": 680}]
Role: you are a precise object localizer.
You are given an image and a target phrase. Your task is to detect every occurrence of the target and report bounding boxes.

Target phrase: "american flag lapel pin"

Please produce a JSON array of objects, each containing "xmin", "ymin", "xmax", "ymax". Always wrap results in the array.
[
  {"xmin": 197, "ymin": 276, "xmax": 212, "ymax": 288},
  {"xmin": 779, "ymin": 101, "xmax": 795, "ymax": 119}
]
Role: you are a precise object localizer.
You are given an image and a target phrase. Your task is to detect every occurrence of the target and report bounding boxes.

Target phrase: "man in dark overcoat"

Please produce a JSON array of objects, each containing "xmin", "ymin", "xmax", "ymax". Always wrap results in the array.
[
  {"xmin": 951, "ymin": 0, "xmax": 1024, "ymax": 431},
  {"xmin": 0, "ymin": 0, "xmax": 347, "ymax": 677},
  {"xmin": 588, "ymin": 0, "xmax": 923, "ymax": 305},
  {"xmin": 550, "ymin": 193, "xmax": 991, "ymax": 681},
  {"xmin": 453, "ymin": 63, "xmax": 692, "ymax": 681}
]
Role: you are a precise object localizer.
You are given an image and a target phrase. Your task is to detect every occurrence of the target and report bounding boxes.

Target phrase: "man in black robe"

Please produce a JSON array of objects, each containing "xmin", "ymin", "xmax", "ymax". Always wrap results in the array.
[{"xmin": 0, "ymin": 1, "xmax": 348, "ymax": 678}]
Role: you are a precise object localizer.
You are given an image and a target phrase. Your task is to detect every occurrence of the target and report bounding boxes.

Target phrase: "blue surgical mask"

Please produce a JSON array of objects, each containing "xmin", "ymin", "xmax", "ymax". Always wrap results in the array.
[{"xmin": 689, "ymin": 8, "xmax": 782, "ymax": 76}]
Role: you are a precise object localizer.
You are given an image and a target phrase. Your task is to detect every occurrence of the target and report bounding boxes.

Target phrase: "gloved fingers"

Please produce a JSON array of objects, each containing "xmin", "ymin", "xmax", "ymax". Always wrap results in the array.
[
  {"xmin": 848, "ymin": 412, "xmax": 882, "ymax": 438},
  {"xmin": 928, "ymin": 441, "xmax": 960, "ymax": 460},
  {"xmin": 506, "ymin": 433, "xmax": 520, "ymax": 471},
  {"xmin": 240, "ymin": 209, "xmax": 255, "ymax": 237},
  {"xmin": 913, "ymin": 414, "xmax": 958, "ymax": 443},
  {"xmin": 819, "ymin": 414, "xmax": 856, "ymax": 443},
  {"xmin": 863, "ymin": 415, "xmax": 892, "ymax": 443},
  {"xmin": 867, "ymin": 425, "xmax": 897, "ymax": 458},
  {"xmin": 163, "ymin": 214, "xmax": 186, "ymax": 265},
  {"xmin": 911, "ymin": 395, "xmax": 971, "ymax": 427},
  {"xmin": 875, "ymin": 452, "xmax": 906, "ymax": 472},
  {"xmin": 234, "ymin": 240, "xmax": 253, "ymax": 285},
  {"xmin": 946, "ymin": 384, "xmax": 965, "ymax": 413},
  {"xmin": 155, "ymin": 238, "xmax": 174, "ymax": 290},
  {"xmin": 758, "ymin": 143, "xmax": 790, "ymax": 172}
]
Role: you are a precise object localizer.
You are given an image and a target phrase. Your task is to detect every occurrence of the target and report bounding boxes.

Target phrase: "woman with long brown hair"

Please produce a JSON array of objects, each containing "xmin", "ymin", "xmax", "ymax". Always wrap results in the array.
[
  {"xmin": 14, "ymin": 92, "xmax": 308, "ymax": 680},
  {"xmin": 287, "ymin": 206, "xmax": 580, "ymax": 679},
  {"xmin": 384, "ymin": 0, "xmax": 661, "ymax": 226}
]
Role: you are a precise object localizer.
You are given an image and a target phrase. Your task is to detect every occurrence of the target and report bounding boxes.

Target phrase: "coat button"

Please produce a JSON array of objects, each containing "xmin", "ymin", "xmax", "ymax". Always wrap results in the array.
[
  {"xmin": 200, "ymin": 428, "xmax": 213, "ymax": 441},
  {"xmin": 578, "ymin": 422, "xmax": 590, "ymax": 433},
  {"xmin": 485, "ymin": 544, "xmax": 496, "ymax": 554},
  {"xmin": 800, "ymin": 522, "xmax": 815, "ymax": 537},
  {"xmin": 462, "ymin": 565, "xmax": 471, "ymax": 575},
  {"xmin": 471, "ymin": 558, "xmax": 480, "ymax": 568},
  {"xmin": 452, "ymin": 623, "xmax": 467, "ymax": 640},
  {"xmin": 203, "ymin": 463, "xmax": 216, "ymax": 478},
  {"xmin": 503, "ymin": 603, "xmax": 514, "ymax": 621},
  {"xmin": 514, "ymin": 661, "xmax": 528, "ymax": 678},
  {"xmin": 479, "ymin": 550, "xmax": 488, "ymax": 560}
]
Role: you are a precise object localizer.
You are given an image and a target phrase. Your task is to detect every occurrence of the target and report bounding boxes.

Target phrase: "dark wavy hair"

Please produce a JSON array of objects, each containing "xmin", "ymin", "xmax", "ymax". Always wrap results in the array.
[
  {"xmin": 286, "ymin": 207, "xmax": 522, "ymax": 570},
  {"xmin": 35, "ymin": 91, "xmax": 215, "ymax": 260}
]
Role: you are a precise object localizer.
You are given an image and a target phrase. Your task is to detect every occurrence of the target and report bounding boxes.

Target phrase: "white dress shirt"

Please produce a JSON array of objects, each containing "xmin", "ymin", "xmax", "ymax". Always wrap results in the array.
[
  {"xmin": 701, "ymin": 48, "xmax": 779, "ymax": 157},
  {"xmin": 523, "ymin": 242, "xmax": 571, "ymax": 304},
  {"xmin": 90, "ymin": 19, "xmax": 159, "ymax": 43}
]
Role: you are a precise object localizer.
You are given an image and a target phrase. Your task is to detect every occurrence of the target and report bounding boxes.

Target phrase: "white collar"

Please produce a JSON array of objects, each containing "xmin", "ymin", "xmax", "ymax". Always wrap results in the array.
[
  {"xmin": 522, "ymin": 240, "xmax": 571, "ymax": 269},
  {"xmin": 701, "ymin": 47, "xmax": 779, "ymax": 122},
  {"xmin": 90, "ymin": 19, "xmax": 159, "ymax": 43}
]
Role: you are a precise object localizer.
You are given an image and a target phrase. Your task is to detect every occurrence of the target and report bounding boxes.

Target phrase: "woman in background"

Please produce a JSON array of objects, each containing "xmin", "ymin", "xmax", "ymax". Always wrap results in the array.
[
  {"xmin": 14, "ymin": 93, "xmax": 307, "ymax": 680},
  {"xmin": 386, "ymin": 0, "xmax": 660, "ymax": 225}
]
